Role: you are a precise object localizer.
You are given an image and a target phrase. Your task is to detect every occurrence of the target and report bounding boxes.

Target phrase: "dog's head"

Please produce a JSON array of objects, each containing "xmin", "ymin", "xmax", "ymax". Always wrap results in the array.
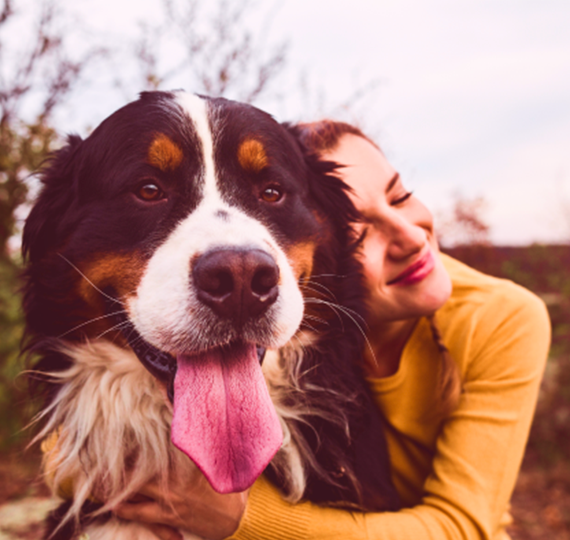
[{"xmin": 23, "ymin": 91, "xmax": 360, "ymax": 494}]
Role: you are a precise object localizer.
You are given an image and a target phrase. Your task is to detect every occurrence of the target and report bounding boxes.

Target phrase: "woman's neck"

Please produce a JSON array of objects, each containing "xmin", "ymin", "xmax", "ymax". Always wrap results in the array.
[{"xmin": 362, "ymin": 318, "xmax": 418, "ymax": 378}]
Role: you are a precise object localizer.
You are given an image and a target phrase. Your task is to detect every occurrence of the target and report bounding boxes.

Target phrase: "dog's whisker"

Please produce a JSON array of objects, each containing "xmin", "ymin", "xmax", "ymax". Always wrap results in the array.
[
  {"xmin": 304, "ymin": 298, "xmax": 346, "ymax": 331},
  {"xmin": 300, "ymin": 279, "xmax": 339, "ymax": 301},
  {"xmin": 58, "ymin": 310, "xmax": 127, "ymax": 338},
  {"xmin": 302, "ymin": 273, "xmax": 347, "ymax": 280},
  {"xmin": 311, "ymin": 299, "xmax": 377, "ymax": 367},
  {"xmin": 299, "ymin": 278, "xmax": 343, "ymax": 302},
  {"xmin": 299, "ymin": 283, "xmax": 337, "ymax": 303},
  {"xmin": 334, "ymin": 304, "xmax": 368, "ymax": 328},
  {"xmin": 299, "ymin": 288, "xmax": 335, "ymax": 305},
  {"xmin": 95, "ymin": 320, "xmax": 132, "ymax": 340},
  {"xmin": 57, "ymin": 253, "xmax": 121, "ymax": 304},
  {"xmin": 302, "ymin": 314, "xmax": 329, "ymax": 326},
  {"xmin": 310, "ymin": 298, "xmax": 365, "ymax": 329},
  {"xmin": 309, "ymin": 296, "xmax": 368, "ymax": 329},
  {"xmin": 299, "ymin": 321, "xmax": 319, "ymax": 334}
]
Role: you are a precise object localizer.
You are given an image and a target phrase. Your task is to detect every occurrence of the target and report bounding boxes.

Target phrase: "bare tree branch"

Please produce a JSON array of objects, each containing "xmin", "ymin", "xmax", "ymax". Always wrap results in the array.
[
  {"xmin": 436, "ymin": 194, "xmax": 491, "ymax": 247},
  {"xmin": 0, "ymin": 0, "xmax": 13, "ymax": 25},
  {"xmin": 133, "ymin": 0, "xmax": 289, "ymax": 105},
  {"xmin": 0, "ymin": 0, "xmax": 102, "ymax": 258}
]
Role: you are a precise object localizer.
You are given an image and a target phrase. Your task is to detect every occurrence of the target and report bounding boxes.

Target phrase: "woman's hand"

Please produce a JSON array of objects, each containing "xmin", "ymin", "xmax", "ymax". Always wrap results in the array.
[{"xmin": 112, "ymin": 470, "xmax": 249, "ymax": 540}]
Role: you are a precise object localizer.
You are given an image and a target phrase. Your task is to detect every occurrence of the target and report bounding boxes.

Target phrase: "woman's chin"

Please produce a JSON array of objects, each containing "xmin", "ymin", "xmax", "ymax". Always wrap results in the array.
[
  {"xmin": 382, "ymin": 263, "xmax": 452, "ymax": 321},
  {"xmin": 414, "ymin": 260, "xmax": 452, "ymax": 316}
]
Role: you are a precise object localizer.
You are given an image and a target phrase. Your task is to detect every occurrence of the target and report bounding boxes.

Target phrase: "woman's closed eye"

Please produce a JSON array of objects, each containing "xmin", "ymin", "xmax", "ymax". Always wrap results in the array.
[{"xmin": 391, "ymin": 191, "xmax": 413, "ymax": 206}]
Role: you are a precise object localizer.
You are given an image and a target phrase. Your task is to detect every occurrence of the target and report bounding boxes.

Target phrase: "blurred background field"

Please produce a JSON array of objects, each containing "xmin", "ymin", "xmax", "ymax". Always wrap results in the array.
[
  {"xmin": 1, "ymin": 0, "xmax": 569, "ymax": 538},
  {"xmin": 443, "ymin": 245, "xmax": 570, "ymax": 540}
]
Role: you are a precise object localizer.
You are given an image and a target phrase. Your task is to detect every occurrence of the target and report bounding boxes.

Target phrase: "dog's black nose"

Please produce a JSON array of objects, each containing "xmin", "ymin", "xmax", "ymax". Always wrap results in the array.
[{"xmin": 193, "ymin": 248, "xmax": 279, "ymax": 320}]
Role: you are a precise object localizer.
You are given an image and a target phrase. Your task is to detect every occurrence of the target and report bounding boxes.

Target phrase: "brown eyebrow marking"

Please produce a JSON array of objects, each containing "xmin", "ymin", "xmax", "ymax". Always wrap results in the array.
[
  {"xmin": 147, "ymin": 133, "xmax": 184, "ymax": 172},
  {"xmin": 237, "ymin": 138, "xmax": 269, "ymax": 173}
]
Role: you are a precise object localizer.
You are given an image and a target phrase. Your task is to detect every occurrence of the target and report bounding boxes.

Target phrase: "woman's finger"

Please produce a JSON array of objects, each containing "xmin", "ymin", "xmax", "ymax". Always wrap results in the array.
[
  {"xmin": 113, "ymin": 501, "xmax": 169, "ymax": 525},
  {"xmin": 146, "ymin": 523, "xmax": 184, "ymax": 540},
  {"xmin": 128, "ymin": 481, "xmax": 163, "ymax": 500},
  {"xmin": 114, "ymin": 502, "xmax": 184, "ymax": 539},
  {"xmin": 129, "ymin": 470, "xmax": 204, "ymax": 501}
]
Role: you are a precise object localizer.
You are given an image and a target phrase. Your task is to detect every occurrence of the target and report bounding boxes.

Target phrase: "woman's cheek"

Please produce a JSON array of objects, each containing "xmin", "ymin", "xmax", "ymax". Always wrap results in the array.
[{"xmin": 359, "ymin": 236, "xmax": 385, "ymax": 286}]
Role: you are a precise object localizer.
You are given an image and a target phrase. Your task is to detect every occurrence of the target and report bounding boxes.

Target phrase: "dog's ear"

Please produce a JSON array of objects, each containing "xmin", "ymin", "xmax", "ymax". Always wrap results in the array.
[
  {"xmin": 22, "ymin": 135, "xmax": 83, "ymax": 264},
  {"xmin": 281, "ymin": 122, "xmax": 361, "ymax": 227},
  {"xmin": 306, "ymin": 158, "xmax": 361, "ymax": 227}
]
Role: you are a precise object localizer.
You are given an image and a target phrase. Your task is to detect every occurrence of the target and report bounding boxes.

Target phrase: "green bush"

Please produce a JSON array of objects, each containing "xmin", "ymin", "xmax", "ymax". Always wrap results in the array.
[{"xmin": 0, "ymin": 256, "xmax": 32, "ymax": 451}]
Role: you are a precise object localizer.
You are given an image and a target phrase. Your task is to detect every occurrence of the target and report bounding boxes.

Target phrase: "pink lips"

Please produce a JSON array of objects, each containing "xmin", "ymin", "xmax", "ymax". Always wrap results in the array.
[{"xmin": 387, "ymin": 249, "xmax": 435, "ymax": 286}]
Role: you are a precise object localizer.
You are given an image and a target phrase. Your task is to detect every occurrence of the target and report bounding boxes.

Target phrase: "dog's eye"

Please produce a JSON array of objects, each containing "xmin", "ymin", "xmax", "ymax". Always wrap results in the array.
[
  {"xmin": 260, "ymin": 186, "xmax": 283, "ymax": 203},
  {"xmin": 136, "ymin": 183, "xmax": 164, "ymax": 202}
]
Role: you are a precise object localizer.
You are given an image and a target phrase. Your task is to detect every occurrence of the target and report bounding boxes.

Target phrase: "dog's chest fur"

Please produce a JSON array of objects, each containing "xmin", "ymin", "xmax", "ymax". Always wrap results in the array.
[{"xmin": 40, "ymin": 341, "xmax": 227, "ymax": 539}]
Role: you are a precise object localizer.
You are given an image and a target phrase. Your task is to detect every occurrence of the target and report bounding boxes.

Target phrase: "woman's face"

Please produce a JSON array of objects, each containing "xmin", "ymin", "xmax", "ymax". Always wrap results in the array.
[{"xmin": 321, "ymin": 134, "xmax": 452, "ymax": 326}]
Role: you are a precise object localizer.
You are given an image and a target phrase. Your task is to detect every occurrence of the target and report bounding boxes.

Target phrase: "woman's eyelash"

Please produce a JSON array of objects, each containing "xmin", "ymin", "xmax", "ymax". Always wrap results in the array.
[{"xmin": 392, "ymin": 191, "xmax": 413, "ymax": 205}]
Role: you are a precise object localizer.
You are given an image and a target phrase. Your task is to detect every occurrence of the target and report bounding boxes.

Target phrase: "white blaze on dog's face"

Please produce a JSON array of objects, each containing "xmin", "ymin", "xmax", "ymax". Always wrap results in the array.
[
  {"xmin": 116, "ymin": 92, "xmax": 323, "ymax": 494},
  {"xmin": 127, "ymin": 94, "xmax": 304, "ymax": 354}
]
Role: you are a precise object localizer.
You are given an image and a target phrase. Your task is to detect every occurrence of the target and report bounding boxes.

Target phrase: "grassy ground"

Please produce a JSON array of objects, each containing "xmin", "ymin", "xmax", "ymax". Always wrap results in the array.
[{"xmin": 510, "ymin": 462, "xmax": 570, "ymax": 540}]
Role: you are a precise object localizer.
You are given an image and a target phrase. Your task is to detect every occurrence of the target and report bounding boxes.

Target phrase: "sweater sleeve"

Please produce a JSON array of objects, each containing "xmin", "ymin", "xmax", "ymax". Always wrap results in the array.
[{"xmin": 229, "ymin": 287, "xmax": 550, "ymax": 540}]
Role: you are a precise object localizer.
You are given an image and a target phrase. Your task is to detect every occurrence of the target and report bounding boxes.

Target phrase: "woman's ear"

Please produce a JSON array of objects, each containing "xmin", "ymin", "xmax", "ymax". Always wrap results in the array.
[{"xmin": 22, "ymin": 135, "xmax": 83, "ymax": 264}]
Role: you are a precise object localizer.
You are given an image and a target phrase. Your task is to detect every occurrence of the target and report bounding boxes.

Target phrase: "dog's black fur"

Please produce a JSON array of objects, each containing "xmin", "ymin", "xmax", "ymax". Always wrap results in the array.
[{"xmin": 22, "ymin": 92, "xmax": 399, "ymax": 538}]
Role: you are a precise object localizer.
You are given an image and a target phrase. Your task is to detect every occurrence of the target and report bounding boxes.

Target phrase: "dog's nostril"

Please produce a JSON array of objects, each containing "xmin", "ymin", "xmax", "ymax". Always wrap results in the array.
[
  {"xmin": 252, "ymin": 266, "xmax": 279, "ymax": 296},
  {"xmin": 207, "ymin": 269, "xmax": 234, "ymax": 297},
  {"xmin": 194, "ymin": 263, "xmax": 234, "ymax": 299}
]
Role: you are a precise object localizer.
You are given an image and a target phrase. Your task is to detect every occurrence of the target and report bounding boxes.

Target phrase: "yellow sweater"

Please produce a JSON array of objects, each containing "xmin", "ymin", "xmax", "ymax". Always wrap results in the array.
[{"xmin": 230, "ymin": 254, "xmax": 551, "ymax": 540}]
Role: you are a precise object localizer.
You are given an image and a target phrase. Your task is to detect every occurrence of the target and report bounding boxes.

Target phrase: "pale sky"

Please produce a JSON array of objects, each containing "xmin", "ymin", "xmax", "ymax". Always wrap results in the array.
[{"xmin": 17, "ymin": 0, "xmax": 570, "ymax": 245}]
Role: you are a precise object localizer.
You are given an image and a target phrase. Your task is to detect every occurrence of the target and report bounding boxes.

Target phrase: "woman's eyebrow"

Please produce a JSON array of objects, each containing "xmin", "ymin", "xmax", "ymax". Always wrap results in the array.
[{"xmin": 385, "ymin": 173, "xmax": 401, "ymax": 194}]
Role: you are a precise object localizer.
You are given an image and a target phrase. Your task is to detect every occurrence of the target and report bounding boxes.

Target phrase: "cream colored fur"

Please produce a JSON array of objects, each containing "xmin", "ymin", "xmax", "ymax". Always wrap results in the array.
[{"xmin": 36, "ymin": 342, "xmax": 199, "ymax": 538}]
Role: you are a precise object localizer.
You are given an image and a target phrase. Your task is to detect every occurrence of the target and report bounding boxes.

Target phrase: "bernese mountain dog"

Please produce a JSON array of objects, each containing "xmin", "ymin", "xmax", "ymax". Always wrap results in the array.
[{"xmin": 22, "ymin": 91, "xmax": 399, "ymax": 539}]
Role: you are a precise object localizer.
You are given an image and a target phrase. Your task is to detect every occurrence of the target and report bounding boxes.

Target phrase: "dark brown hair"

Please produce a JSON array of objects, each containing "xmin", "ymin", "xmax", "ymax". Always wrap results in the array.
[
  {"xmin": 293, "ymin": 120, "xmax": 374, "ymax": 153},
  {"xmin": 293, "ymin": 119, "xmax": 462, "ymax": 417}
]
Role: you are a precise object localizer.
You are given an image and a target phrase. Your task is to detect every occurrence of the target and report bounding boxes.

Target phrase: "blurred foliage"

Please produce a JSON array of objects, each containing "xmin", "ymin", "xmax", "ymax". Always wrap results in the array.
[
  {"xmin": 0, "ymin": 255, "xmax": 30, "ymax": 451},
  {"xmin": 437, "ymin": 194, "xmax": 491, "ymax": 248},
  {"xmin": 0, "ymin": 0, "xmax": 100, "ymax": 260},
  {"xmin": 445, "ymin": 245, "xmax": 570, "ymax": 469},
  {"xmin": 0, "ymin": 0, "xmax": 91, "ymax": 452},
  {"xmin": 0, "ymin": 121, "xmax": 58, "ymax": 257},
  {"xmin": 0, "ymin": 119, "xmax": 60, "ymax": 453}
]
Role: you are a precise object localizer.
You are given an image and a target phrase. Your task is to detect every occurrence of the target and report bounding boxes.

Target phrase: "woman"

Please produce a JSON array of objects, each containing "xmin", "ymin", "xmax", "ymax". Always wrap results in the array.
[{"xmin": 114, "ymin": 121, "xmax": 550, "ymax": 540}]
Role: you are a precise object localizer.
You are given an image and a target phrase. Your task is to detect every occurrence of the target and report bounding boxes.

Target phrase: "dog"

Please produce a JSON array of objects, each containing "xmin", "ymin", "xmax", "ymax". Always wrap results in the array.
[{"xmin": 22, "ymin": 91, "xmax": 399, "ymax": 539}]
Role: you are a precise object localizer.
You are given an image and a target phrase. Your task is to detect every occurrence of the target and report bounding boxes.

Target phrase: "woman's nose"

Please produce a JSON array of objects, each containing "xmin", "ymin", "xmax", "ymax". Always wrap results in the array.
[{"xmin": 385, "ymin": 213, "xmax": 426, "ymax": 260}]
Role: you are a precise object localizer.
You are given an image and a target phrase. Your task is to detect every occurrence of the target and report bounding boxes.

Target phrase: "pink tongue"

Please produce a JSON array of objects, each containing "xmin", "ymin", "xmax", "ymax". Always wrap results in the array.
[{"xmin": 171, "ymin": 343, "xmax": 282, "ymax": 493}]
